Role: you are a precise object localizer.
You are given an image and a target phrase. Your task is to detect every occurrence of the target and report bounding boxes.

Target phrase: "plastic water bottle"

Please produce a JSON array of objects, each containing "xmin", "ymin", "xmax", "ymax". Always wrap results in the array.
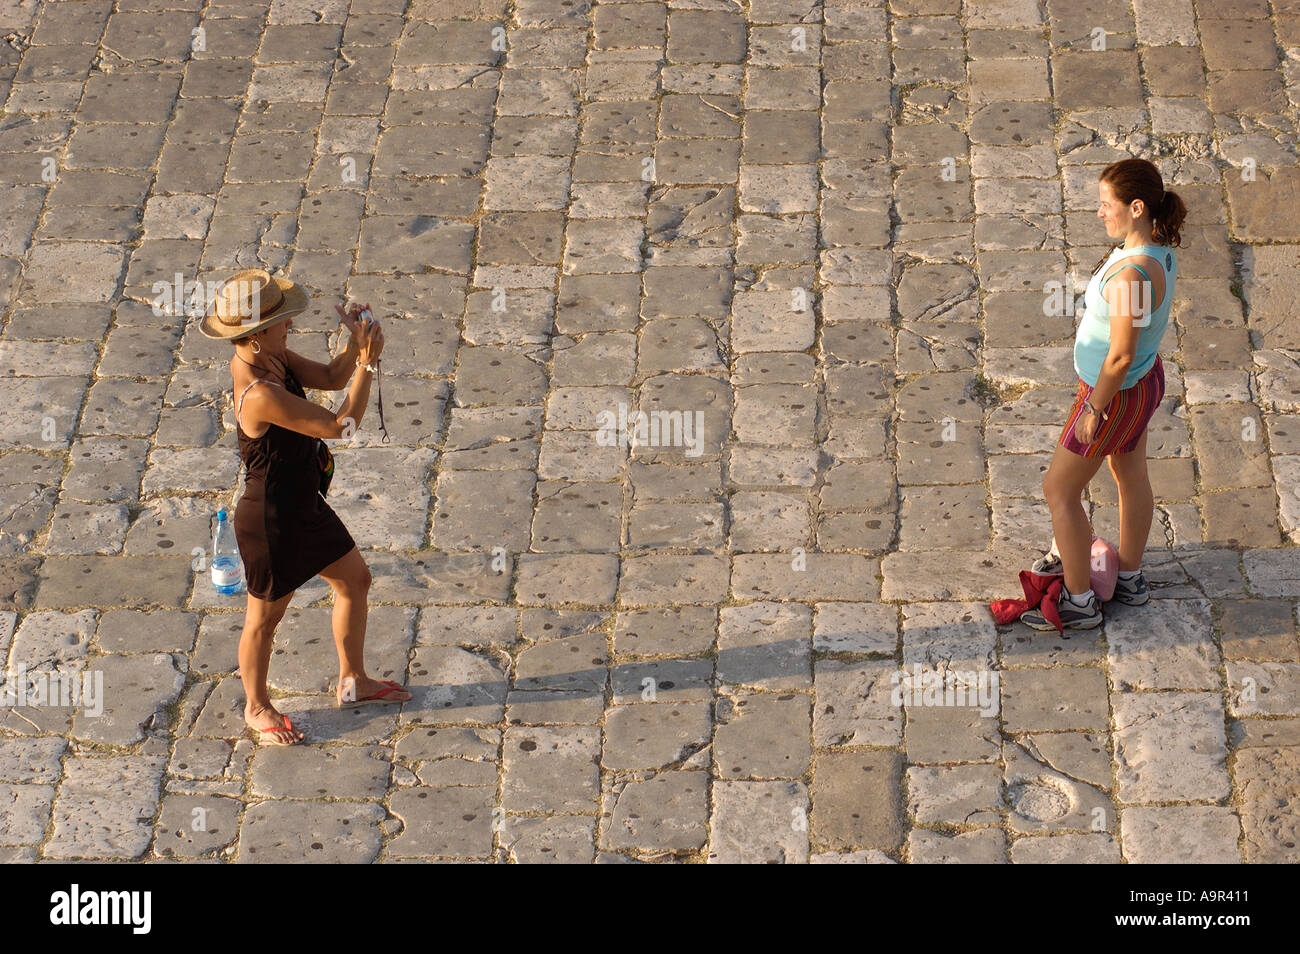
[{"xmin": 211, "ymin": 509, "xmax": 244, "ymax": 596}]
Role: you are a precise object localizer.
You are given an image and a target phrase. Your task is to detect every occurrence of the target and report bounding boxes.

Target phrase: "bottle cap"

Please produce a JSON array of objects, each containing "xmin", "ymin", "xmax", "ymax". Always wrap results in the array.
[{"xmin": 217, "ymin": 509, "xmax": 227, "ymax": 521}]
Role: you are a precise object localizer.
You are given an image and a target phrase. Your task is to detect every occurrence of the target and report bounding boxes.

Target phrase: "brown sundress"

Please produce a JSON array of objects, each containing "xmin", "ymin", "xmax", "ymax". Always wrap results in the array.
[{"xmin": 233, "ymin": 366, "xmax": 355, "ymax": 601}]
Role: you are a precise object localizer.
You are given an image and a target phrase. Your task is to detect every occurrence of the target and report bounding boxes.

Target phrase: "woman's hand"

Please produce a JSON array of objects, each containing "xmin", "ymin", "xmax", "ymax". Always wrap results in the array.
[
  {"xmin": 334, "ymin": 301, "xmax": 372, "ymax": 349},
  {"xmin": 356, "ymin": 311, "xmax": 385, "ymax": 368},
  {"xmin": 1074, "ymin": 410, "xmax": 1099, "ymax": 444},
  {"xmin": 335, "ymin": 301, "xmax": 384, "ymax": 367}
]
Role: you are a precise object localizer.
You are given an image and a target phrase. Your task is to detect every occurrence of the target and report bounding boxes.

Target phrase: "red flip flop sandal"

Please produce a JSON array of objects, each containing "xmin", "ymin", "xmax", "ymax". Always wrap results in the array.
[
  {"xmin": 337, "ymin": 679, "xmax": 410, "ymax": 707},
  {"xmin": 248, "ymin": 713, "xmax": 303, "ymax": 746}
]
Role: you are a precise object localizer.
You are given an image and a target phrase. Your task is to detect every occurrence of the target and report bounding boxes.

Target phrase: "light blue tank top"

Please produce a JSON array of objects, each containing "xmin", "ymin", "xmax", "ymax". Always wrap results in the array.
[{"xmin": 1074, "ymin": 243, "xmax": 1177, "ymax": 389}]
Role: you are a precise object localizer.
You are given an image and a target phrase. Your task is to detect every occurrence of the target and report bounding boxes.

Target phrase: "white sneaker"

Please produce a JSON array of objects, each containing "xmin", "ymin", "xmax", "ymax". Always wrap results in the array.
[{"xmin": 1109, "ymin": 572, "xmax": 1150, "ymax": 606}]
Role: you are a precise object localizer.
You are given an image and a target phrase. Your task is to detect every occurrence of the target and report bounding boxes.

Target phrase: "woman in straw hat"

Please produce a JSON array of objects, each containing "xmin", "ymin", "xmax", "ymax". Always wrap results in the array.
[{"xmin": 202, "ymin": 269, "xmax": 410, "ymax": 746}]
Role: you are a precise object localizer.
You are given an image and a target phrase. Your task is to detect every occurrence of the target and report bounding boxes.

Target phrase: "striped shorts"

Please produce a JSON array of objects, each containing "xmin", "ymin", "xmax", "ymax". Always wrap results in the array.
[{"xmin": 1059, "ymin": 353, "xmax": 1165, "ymax": 458}]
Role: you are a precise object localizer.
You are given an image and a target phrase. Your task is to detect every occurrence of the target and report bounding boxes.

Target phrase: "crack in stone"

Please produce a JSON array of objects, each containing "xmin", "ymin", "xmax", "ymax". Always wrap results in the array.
[
  {"xmin": 899, "ymin": 327, "xmax": 939, "ymax": 372},
  {"xmin": 911, "ymin": 287, "xmax": 974, "ymax": 325},
  {"xmin": 1005, "ymin": 212, "xmax": 1055, "ymax": 250},
  {"xmin": 1152, "ymin": 508, "xmax": 1213, "ymax": 601},
  {"xmin": 1115, "ymin": 700, "xmax": 1200, "ymax": 732},
  {"xmin": 91, "ymin": 45, "xmax": 166, "ymax": 73},
  {"xmin": 4, "ymin": 708, "xmax": 40, "ymax": 732},
  {"xmin": 1019, "ymin": 735, "xmax": 1103, "ymax": 793},
  {"xmin": 696, "ymin": 94, "xmax": 740, "ymax": 122},
  {"xmin": 453, "ymin": 67, "xmax": 496, "ymax": 89},
  {"xmin": 0, "ymin": 485, "xmax": 46, "ymax": 535}
]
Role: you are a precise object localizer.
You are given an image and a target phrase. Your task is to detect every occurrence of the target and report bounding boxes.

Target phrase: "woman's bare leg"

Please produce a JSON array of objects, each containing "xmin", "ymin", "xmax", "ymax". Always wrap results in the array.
[
  {"xmin": 317, "ymin": 547, "xmax": 410, "ymax": 703},
  {"xmin": 239, "ymin": 589, "xmax": 301, "ymax": 738},
  {"xmin": 1043, "ymin": 444, "xmax": 1109, "ymax": 594},
  {"xmin": 1107, "ymin": 426, "xmax": 1155, "ymax": 572}
]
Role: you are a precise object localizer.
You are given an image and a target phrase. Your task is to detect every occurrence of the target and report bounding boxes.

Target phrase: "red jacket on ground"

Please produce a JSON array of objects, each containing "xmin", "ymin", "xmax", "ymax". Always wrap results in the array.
[{"xmin": 990, "ymin": 570, "xmax": 1066, "ymax": 634}]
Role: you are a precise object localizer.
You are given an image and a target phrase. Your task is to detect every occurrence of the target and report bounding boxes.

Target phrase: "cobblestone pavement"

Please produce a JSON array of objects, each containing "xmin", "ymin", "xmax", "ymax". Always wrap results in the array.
[{"xmin": 1, "ymin": 0, "xmax": 1299, "ymax": 864}]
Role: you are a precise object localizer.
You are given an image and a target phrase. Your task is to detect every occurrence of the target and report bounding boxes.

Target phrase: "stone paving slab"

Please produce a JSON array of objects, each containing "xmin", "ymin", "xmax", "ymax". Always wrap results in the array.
[{"xmin": 0, "ymin": 0, "xmax": 1297, "ymax": 863}]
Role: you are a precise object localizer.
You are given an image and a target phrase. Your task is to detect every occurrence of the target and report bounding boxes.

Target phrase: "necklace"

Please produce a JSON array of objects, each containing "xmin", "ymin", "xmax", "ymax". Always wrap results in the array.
[{"xmin": 235, "ymin": 351, "xmax": 285, "ymax": 380}]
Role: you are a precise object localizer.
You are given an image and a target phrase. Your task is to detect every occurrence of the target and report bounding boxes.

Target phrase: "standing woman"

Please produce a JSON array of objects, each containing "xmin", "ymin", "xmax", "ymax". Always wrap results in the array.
[
  {"xmin": 1022, "ymin": 158, "xmax": 1187, "ymax": 631},
  {"xmin": 201, "ymin": 269, "xmax": 410, "ymax": 745}
]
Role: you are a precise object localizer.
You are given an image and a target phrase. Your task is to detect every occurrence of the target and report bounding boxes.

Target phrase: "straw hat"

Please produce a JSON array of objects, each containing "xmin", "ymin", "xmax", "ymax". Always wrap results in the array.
[{"xmin": 199, "ymin": 269, "xmax": 309, "ymax": 340}]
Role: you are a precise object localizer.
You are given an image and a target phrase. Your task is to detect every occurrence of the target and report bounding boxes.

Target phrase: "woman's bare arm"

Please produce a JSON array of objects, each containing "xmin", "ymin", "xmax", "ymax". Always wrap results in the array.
[
  {"xmin": 241, "ymin": 371, "xmax": 372, "ymax": 439},
  {"xmin": 243, "ymin": 317, "xmax": 383, "ymax": 439},
  {"xmin": 284, "ymin": 342, "xmax": 358, "ymax": 392}
]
